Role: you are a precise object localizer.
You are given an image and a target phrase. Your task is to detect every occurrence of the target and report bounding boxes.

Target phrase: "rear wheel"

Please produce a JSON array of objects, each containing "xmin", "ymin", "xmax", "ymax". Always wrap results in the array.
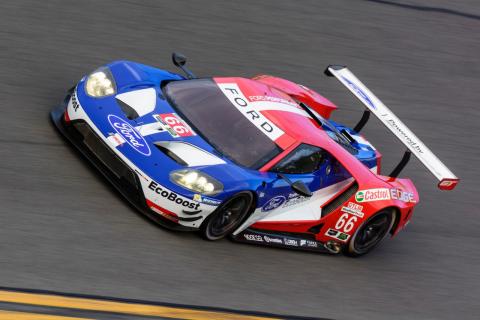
[
  {"xmin": 201, "ymin": 192, "xmax": 254, "ymax": 241},
  {"xmin": 346, "ymin": 208, "xmax": 396, "ymax": 257}
]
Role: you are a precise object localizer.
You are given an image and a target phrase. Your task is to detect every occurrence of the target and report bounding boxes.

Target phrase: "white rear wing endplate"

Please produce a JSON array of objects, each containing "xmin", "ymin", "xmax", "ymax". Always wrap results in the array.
[{"xmin": 326, "ymin": 65, "xmax": 458, "ymax": 190}]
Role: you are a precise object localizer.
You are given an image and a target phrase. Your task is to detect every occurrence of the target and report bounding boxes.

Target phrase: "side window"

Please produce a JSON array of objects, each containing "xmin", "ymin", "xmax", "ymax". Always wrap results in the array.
[{"xmin": 272, "ymin": 144, "xmax": 326, "ymax": 174}]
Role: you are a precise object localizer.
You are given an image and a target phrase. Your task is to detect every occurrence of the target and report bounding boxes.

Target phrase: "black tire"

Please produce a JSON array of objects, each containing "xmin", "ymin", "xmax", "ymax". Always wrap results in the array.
[
  {"xmin": 346, "ymin": 208, "xmax": 396, "ymax": 257},
  {"xmin": 201, "ymin": 191, "xmax": 254, "ymax": 241}
]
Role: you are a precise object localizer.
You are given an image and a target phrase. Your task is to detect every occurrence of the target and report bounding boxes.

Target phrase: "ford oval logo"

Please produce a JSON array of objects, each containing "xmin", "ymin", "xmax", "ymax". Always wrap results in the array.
[
  {"xmin": 341, "ymin": 76, "xmax": 376, "ymax": 110},
  {"xmin": 261, "ymin": 196, "xmax": 286, "ymax": 212},
  {"xmin": 107, "ymin": 114, "xmax": 151, "ymax": 156}
]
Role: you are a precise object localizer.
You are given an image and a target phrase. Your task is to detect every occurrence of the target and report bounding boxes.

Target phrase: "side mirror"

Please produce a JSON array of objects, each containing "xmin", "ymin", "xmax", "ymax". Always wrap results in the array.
[
  {"xmin": 277, "ymin": 173, "xmax": 313, "ymax": 197},
  {"xmin": 171, "ymin": 52, "xmax": 196, "ymax": 79},
  {"xmin": 172, "ymin": 52, "xmax": 187, "ymax": 67},
  {"xmin": 291, "ymin": 180, "xmax": 313, "ymax": 197}
]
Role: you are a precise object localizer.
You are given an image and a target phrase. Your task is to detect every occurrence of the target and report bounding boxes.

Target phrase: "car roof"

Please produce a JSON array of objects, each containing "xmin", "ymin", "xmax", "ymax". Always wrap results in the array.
[
  {"xmin": 213, "ymin": 76, "xmax": 327, "ymax": 149},
  {"xmin": 213, "ymin": 77, "xmax": 381, "ymax": 183}
]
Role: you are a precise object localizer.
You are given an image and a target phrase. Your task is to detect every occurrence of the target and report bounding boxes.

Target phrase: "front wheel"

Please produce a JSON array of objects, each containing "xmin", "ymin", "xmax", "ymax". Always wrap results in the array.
[
  {"xmin": 346, "ymin": 208, "xmax": 396, "ymax": 257},
  {"xmin": 201, "ymin": 192, "xmax": 254, "ymax": 241}
]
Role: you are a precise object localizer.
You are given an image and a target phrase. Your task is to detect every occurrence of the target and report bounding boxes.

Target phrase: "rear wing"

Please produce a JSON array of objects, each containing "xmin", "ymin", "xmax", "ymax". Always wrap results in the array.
[{"xmin": 325, "ymin": 65, "xmax": 458, "ymax": 190}]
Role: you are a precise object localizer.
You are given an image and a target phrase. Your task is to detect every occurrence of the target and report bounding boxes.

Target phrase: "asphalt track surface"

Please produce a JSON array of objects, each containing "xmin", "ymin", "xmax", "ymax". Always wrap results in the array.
[{"xmin": 0, "ymin": 1, "xmax": 479, "ymax": 319}]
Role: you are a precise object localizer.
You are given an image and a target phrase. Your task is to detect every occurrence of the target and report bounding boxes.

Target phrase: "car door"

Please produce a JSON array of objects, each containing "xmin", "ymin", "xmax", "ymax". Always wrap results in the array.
[
  {"xmin": 259, "ymin": 143, "xmax": 353, "ymax": 221},
  {"xmin": 255, "ymin": 144, "xmax": 327, "ymax": 220},
  {"xmin": 233, "ymin": 143, "xmax": 355, "ymax": 233}
]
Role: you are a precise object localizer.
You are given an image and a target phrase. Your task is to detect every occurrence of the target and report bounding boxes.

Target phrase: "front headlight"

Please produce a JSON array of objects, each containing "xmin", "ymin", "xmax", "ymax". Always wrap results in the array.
[
  {"xmin": 85, "ymin": 67, "xmax": 116, "ymax": 97},
  {"xmin": 170, "ymin": 169, "xmax": 223, "ymax": 195}
]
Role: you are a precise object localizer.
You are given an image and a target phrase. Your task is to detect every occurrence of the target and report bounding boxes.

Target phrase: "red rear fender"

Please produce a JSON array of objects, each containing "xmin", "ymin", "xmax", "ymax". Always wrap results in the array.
[{"xmin": 253, "ymin": 75, "xmax": 337, "ymax": 118}]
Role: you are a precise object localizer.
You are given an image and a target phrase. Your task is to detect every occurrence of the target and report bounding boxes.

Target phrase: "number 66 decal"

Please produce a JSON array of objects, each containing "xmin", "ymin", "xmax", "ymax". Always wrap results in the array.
[
  {"xmin": 158, "ymin": 113, "xmax": 196, "ymax": 137},
  {"xmin": 335, "ymin": 213, "xmax": 358, "ymax": 233}
]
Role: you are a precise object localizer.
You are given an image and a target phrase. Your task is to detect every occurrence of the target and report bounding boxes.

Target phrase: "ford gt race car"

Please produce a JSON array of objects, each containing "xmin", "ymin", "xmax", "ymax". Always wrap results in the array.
[{"xmin": 51, "ymin": 53, "xmax": 459, "ymax": 256}]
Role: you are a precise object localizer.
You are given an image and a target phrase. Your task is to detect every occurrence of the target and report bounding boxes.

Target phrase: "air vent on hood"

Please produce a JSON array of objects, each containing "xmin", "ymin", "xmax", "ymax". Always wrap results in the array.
[
  {"xmin": 155, "ymin": 144, "xmax": 188, "ymax": 166},
  {"xmin": 154, "ymin": 141, "xmax": 226, "ymax": 167},
  {"xmin": 116, "ymin": 99, "xmax": 139, "ymax": 120},
  {"xmin": 115, "ymin": 88, "xmax": 157, "ymax": 119}
]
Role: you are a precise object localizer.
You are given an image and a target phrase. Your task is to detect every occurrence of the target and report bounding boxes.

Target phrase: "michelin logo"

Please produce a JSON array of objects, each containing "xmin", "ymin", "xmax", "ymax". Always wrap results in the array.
[
  {"xmin": 263, "ymin": 236, "xmax": 282, "ymax": 244},
  {"xmin": 193, "ymin": 194, "xmax": 222, "ymax": 206}
]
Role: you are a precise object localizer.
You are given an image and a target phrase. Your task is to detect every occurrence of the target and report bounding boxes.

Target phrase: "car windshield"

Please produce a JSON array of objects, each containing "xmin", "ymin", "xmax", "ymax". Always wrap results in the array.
[{"xmin": 164, "ymin": 79, "xmax": 282, "ymax": 169}]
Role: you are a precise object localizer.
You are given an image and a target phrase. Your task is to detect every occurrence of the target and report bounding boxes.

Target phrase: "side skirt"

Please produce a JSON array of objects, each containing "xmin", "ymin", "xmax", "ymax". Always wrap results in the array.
[{"xmin": 231, "ymin": 228, "xmax": 341, "ymax": 254}]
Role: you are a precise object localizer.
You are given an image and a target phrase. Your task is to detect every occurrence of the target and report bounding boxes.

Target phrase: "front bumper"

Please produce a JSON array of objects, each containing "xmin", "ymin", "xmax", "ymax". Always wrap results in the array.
[{"xmin": 50, "ymin": 102, "xmax": 196, "ymax": 232}]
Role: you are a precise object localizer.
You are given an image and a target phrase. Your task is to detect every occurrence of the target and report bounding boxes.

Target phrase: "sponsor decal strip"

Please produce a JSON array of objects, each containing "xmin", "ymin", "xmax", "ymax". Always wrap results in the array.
[
  {"xmin": 71, "ymin": 91, "xmax": 80, "ymax": 112},
  {"xmin": 216, "ymin": 82, "xmax": 286, "ymax": 142},
  {"xmin": 355, "ymin": 188, "xmax": 390, "ymax": 203},
  {"xmin": 193, "ymin": 194, "xmax": 222, "ymax": 206},
  {"xmin": 240, "ymin": 232, "xmax": 323, "ymax": 250},
  {"xmin": 341, "ymin": 202, "xmax": 364, "ymax": 218},
  {"xmin": 390, "ymin": 188, "xmax": 416, "ymax": 203},
  {"xmin": 248, "ymin": 95, "xmax": 298, "ymax": 106},
  {"xmin": 148, "ymin": 181, "xmax": 200, "ymax": 210},
  {"xmin": 355, "ymin": 188, "xmax": 415, "ymax": 203},
  {"xmin": 325, "ymin": 228, "xmax": 350, "ymax": 242}
]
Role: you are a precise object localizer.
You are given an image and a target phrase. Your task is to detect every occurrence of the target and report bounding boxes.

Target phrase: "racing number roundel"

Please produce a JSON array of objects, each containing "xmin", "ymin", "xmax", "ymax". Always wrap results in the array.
[
  {"xmin": 163, "ymin": 115, "xmax": 193, "ymax": 136},
  {"xmin": 335, "ymin": 213, "xmax": 357, "ymax": 233}
]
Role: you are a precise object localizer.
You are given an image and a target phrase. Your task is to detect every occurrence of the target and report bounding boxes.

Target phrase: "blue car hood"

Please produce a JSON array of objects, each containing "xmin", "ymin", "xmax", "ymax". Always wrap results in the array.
[{"xmin": 75, "ymin": 61, "xmax": 266, "ymax": 199}]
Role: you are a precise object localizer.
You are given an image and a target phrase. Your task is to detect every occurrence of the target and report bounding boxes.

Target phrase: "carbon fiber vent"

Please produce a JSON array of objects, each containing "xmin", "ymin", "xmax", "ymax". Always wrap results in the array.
[
  {"xmin": 321, "ymin": 182, "xmax": 358, "ymax": 217},
  {"xmin": 308, "ymin": 223, "xmax": 324, "ymax": 235},
  {"xmin": 116, "ymin": 99, "xmax": 139, "ymax": 120},
  {"xmin": 154, "ymin": 143, "xmax": 188, "ymax": 166}
]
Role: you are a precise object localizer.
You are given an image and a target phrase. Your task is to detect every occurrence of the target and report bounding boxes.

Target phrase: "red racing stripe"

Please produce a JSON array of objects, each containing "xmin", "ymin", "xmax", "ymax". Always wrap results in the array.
[{"xmin": 146, "ymin": 199, "xmax": 179, "ymax": 222}]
